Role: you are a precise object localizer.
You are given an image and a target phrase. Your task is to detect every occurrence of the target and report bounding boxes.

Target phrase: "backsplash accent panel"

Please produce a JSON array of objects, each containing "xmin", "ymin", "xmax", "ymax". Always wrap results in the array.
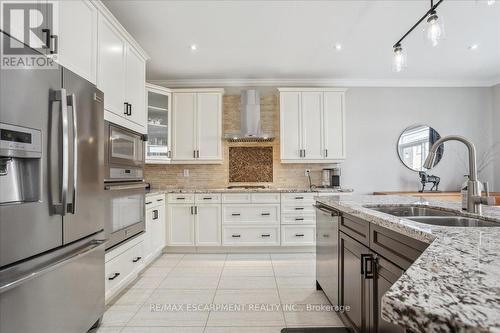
[{"xmin": 229, "ymin": 147, "xmax": 273, "ymax": 183}]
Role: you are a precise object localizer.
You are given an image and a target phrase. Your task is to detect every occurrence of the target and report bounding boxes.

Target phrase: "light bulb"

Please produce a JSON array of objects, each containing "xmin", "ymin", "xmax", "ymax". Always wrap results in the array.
[
  {"xmin": 392, "ymin": 45, "xmax": 407, "ymax": 72},
  {"xmin": 424, "ymin": 11, "xmax": 445, "ymax": 47},
  {"xmin": 487, "ymin": 0, "xmax": 495, "ymax": 5}
]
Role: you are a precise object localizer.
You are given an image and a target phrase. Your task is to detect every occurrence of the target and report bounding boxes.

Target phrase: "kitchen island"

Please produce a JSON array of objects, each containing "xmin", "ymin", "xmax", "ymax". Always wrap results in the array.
[{"xmin": 315, "ymin": 195, "xmax": 500, "ymax": 333}]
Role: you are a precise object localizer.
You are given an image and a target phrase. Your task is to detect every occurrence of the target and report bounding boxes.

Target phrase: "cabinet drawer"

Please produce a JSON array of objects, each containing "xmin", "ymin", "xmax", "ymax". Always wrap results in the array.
[
  {"xmin": 223, "ymin": 204, "xmax": 280, "ymax": 224},
  {"xmin": 167, "ymin": 193, "xmax": 195, "ymax": 204},
  {"xmin": 222, "ymin": 193, "xmax": 252, "ymax": 203},
  {"xmin": 195, "ymin": 193, "xmax": 221, "ymax": 203},
  {"xmin": 146, "ymin": 194, "xmax": 165, "ymax": 207},
  {"xmin": 340, "ymin": 213, "xmax": 370, "ymax": 246},
  {"xmin": 281, "ymin": 203, "xmax": 315, "ymax": 214},
  {"xmin": 222, "ymin": 226, "xmax": 280, "ymax": 246},
  {"xmin": 251, "ymin": 193, "xmax": 280, "ymax": 203},
  {"xmin": 105, "ymin": 242, "xmax": 140, "ymax": 292},
  {"xmin": 281, "ymin": 215, "xmax": 316, "ymax": 225},
  {"xmin": 281, "ymin": 225, "xmax": 316, "ymax": 245},
  {"xmin": 281, "ymin": 193, "xmax": 316, "ymax": 204},
  {"xmin": 370, "ymin": 224, "xmax": 428, "ymax": 270}
]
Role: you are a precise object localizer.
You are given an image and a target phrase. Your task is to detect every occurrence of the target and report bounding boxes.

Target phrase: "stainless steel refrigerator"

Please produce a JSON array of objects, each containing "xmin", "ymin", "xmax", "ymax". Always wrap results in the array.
[{"xmin": 0, "ymin": 34, "xmax": 107, "ymax": 333}]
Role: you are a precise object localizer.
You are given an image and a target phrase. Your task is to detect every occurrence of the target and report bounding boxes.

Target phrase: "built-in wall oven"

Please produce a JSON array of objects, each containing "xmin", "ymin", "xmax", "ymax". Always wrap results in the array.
[{"xmin": 104, "ymin": 122, "xmax": 147, "ymax": 249}]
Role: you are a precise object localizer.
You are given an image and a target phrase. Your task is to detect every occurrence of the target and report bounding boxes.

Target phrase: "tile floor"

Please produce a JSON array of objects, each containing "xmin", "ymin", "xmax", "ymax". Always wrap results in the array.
[{"xmin": 96, "ymin": 253, "xmax": 344, "ymax": 333}]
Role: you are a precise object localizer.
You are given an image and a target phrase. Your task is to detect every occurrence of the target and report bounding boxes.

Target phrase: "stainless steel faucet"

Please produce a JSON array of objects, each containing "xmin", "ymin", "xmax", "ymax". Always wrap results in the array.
[{"xmin": 424, "ymin": 135, "xmax": 495, "ymax": 214}]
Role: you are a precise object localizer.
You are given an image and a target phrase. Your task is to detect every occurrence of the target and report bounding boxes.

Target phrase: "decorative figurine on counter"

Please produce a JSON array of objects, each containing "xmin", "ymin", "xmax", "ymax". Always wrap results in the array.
[{"xmin": 418, "ymin": 171, "xmax": 440, "ymax": 192}]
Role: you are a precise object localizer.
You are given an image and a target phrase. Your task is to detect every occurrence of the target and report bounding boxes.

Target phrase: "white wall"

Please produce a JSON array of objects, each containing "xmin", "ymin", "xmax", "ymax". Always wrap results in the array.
[
  {"xmin": 341, "ymin": 87, "xmax": 495, "ymax": 194},
  {"xmin": 493, "ymin": 84, "xmax": 500, "ymax": 191}
]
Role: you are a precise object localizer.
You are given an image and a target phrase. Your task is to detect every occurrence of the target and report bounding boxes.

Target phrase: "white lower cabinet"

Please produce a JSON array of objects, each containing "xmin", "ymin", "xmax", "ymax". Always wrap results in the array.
[
  {"xmin": 105, "ymin": 235, "xmax": 144, "ymax": 302},
  {"xmin": 195, "ymin": 204, "xmax": 222, "ymax": 246},
  {"xmin": 144, "ymin": 194, "xmax": 166, "ymax": 263},
  {"xmin": 167, "ymin": 204, "xmax": 195, "ymax": 246},
  {"xmin": 165, "ymin": 192, "xmax": 322, "ymax": 248},
  {"xmin": 167, "ymin": 194, "xmax": 222, "ymax": 246}
]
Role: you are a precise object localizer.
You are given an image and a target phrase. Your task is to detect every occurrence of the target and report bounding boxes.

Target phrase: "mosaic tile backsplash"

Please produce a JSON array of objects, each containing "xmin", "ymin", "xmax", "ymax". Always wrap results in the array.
[{"xmin": 229, "ymin": 147, "xmax": 273, "ymax": 183}]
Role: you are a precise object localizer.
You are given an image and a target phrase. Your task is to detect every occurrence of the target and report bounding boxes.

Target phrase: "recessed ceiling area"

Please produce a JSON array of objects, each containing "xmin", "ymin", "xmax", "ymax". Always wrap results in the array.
[{"xmin": 103, "ymin": 0, "xmax": 500, "ymax": 86}]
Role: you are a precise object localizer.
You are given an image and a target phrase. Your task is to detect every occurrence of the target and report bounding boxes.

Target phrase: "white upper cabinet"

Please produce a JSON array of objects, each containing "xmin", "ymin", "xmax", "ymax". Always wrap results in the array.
[
  {"xmin": 280, "ymin": 92, "xmax": 302, "ymax": 160},
  {"xmin": 97, "ymin": 15, "xmax": 125, "ymax": 116},
  {"xmin": 125, "ymin": 45, "xmax": 146, "ymax": 126},
  {"xmin": 57, "ymin": 0, "xmax": 98, "ymax": 84},
  {"xmin": 279, "ymin": 88, "xmax": 346, "ymax": 163},
  {"xmin": 172, "ymin": 89, "xmax": 224, "ymax": 164},
  {"xmin": 146, "ymin": 83, "xmax": 172, "ymax": 164},
  {"xmin": 197, "ymin": 93, "xmax": 222, "ymax": 161},
  {"xmin": 172, "ymin": 93, "xmax": 197, "ymax": 161},
  {"xmin": 301, "ymin": 92, "xmax": 324, "ymax": 160},
  {"xmin": 323, "ymin": 92, "xmax": 345, "ymax": 159},
  {"xmin": 95, "ymin": 2, "xmax": 149, "ymax": 134}
]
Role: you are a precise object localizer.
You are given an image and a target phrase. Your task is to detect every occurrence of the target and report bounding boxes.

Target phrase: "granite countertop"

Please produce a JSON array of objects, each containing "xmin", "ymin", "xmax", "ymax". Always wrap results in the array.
[
  {"xmin": 314, "ymin": 195, "xmax": 500, "ymax": 333},
  {"xmin": 147, "ymin": 187, "xmax": 354, "ymax": 195}
]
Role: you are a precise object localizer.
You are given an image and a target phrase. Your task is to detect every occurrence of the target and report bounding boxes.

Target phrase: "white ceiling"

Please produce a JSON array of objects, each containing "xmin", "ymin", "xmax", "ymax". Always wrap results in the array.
[{"xmin": 103, "ymin": 0, "xmax": 500, "ymax": 86}]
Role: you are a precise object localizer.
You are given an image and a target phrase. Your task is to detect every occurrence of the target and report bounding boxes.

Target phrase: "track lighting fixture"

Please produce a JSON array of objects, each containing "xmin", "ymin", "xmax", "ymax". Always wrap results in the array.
[{"xmin": 392, "ymin": 0, "xmax": 445, "ymax": 72}]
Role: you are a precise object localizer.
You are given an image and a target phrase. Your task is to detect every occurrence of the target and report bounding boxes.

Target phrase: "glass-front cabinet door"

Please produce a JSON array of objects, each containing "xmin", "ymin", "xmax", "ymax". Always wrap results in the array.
[{"xmin": 146, "ymin": 83, "xmax": 172, "ymax": 163}]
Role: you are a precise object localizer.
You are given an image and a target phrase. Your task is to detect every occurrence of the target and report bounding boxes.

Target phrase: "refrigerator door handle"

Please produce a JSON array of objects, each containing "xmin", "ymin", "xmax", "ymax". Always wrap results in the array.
[
  {"xmin": 52, "ymin": 89, "xmax": 69, "ymax": 216},
  {"xmin": 67, "ymin": 93, "xmax": 78, "ymax": 214}
]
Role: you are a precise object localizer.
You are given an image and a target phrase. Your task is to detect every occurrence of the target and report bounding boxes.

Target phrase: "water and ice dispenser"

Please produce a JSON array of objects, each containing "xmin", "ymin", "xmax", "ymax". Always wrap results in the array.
[{"xmin": 0, "ymin": 123, "xmax": 42, "ymax": 204}]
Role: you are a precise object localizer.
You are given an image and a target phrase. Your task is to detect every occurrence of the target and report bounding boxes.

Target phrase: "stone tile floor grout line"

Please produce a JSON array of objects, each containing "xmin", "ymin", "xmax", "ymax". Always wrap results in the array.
[
  {"xmin": 271, "ymin": 253, "xmax": 289, "ymax": 329},
  {"xmin": 203, "ymin": 253, "xmax": 228, "ymax": 332}
]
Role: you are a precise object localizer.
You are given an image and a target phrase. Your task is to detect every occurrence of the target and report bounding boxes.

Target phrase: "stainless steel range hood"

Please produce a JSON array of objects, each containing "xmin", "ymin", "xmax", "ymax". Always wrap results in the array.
[{"xmin": 225, "ymin": 89, "xmax": 275, "ymax": 142}]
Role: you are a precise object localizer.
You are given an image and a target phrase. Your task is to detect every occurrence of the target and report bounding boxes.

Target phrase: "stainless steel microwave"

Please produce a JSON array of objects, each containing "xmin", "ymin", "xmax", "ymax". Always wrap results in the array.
[{"xmin": 104, "ymin": 121, "xmax": 146, "ymax": 181}]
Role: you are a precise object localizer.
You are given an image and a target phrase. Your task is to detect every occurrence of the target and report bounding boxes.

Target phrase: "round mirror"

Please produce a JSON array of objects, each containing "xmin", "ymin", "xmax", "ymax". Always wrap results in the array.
[{"xmin": 397, "ymin": 124, "xmax": 444, "ymax": 171}]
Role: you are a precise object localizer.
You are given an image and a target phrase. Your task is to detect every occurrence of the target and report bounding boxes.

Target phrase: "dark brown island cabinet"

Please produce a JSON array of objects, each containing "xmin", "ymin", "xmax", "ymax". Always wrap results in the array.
[{"xmin": 323, "ymin": 209, "xmax": 429, "ymax": 333}]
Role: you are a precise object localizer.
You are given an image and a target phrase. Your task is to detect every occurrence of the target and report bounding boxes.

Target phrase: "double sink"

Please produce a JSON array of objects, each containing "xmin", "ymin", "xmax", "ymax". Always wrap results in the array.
[{"xmin": 365, "ymin": 205, "xmax": 500, "ymax": 227}]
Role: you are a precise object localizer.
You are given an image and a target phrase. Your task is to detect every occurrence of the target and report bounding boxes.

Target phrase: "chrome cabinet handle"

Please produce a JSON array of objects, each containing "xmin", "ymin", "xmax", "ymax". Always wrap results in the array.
[
  {"xmin": 52, "ymin": 89, "xmax": 69, "ymax": 216},
  {"xmin": 295, "ymin": 207, "xmax": 304, "ymax": 210},
  {"xmin": 190, "ymin": 206, "xmax": 194, "ymax": 215},
  {"xmin": 67, "ymin": 93, "xmax": 78, "ymax": 214},
  {"xmin": 295, "ymin": 196, "xmax": 304, "ymax": 200},
  {"xmin": 261, "ymin": 234, "xmax": 271, "ymax": 238},
  {"xmin": 132, "ymin": 257, "xmax": 142, "ymax": 263},
  {"xmin": 295, "ymin": 234, "xmax": 305, "ymax": 237},
  {"xmin": 156, "ymin": 198, "xmax": 164, "ymax": 202},
  {"xmin": 176, "ymin": 197, "xmax": 186, "ymax": 200},
  {"xmin": 153, "ymin": 210, "xmax": 159, "ymax": 220},
  {"xmin": 42, "ymin": 28, "xmax": 51, "ymax": 49},
  {"xmin": 194, "ymin": 206, "xmax": 198, "ymax": 215},
  {"xmin": 203, "ymin": 197, "xmax": 212, "ymax": 200},
  {"xmin": 325, "ymin": 149, "xmax": 328, "ymax": 158},
  {"xmin": 295, "ymin": 218, "xmax": 304, "ymax": 221},
  {"xmin": 108, "ymin": 272, "xmax": 120, "ymax": 280},
  {"xmin": 124, "ymin": 102, "xmax": 129, "ymax": 115},
  {"xmin": 231, "ymin": 234, "xmax": 241, "ymax": 238},
  {"xmin": 50, "ymin": 34, "xmax": 58, "ymax": 54},
  {"xmin": 261, "ymin": 212, "xmax": 271, "ymax": 216},
  {"xmin": 128, "ymin": 103, "xmax": 132, "ymax": 116},
  {"xmin": 231, "ymin": 213, "xmax": 241, "ymax": 216}
]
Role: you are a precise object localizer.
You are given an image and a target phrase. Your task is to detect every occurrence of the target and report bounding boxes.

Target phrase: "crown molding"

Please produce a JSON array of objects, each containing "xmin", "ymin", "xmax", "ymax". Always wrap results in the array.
[{"xmin": 148, "ymin": 77, "xmax": 498, "ymax": 88}]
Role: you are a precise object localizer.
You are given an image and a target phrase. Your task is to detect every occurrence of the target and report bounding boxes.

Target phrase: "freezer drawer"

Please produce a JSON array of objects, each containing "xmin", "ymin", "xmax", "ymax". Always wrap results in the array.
[{"xmin": 0, "ymin": 240, "xmax": 105, "ymax": 333}]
